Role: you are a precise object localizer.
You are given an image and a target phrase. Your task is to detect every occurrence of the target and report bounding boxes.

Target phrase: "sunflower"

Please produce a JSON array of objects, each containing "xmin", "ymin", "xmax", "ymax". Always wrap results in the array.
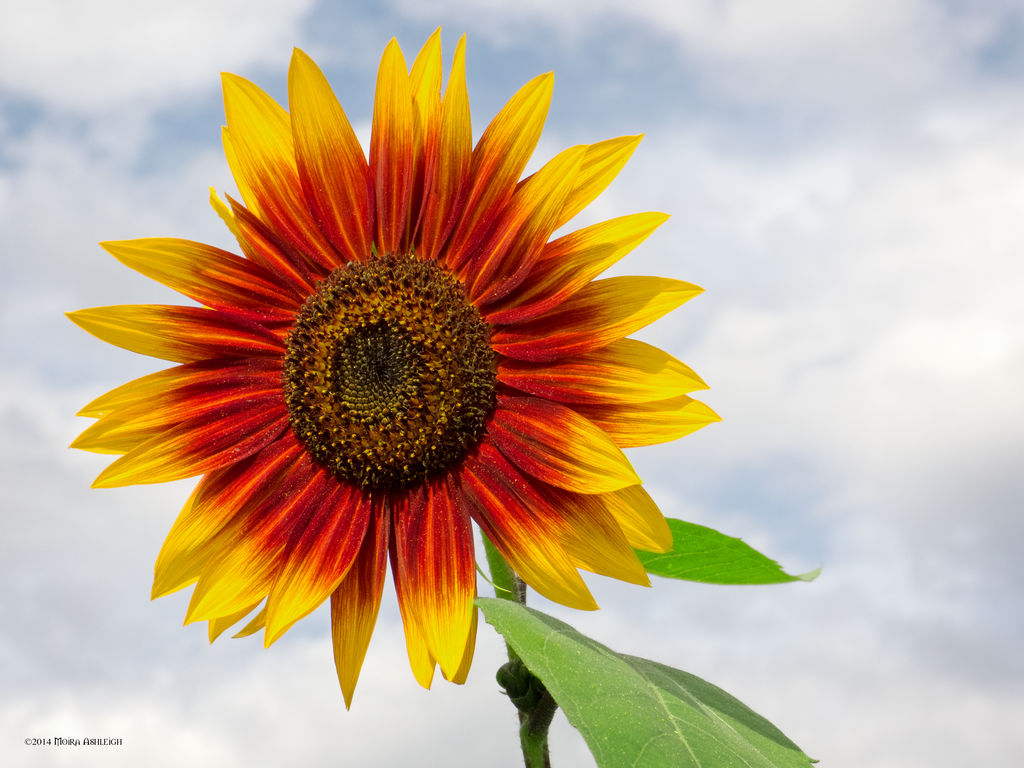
[{"xmin": 68, "ymin": 31, "xmax": 718, "ymax": 707}]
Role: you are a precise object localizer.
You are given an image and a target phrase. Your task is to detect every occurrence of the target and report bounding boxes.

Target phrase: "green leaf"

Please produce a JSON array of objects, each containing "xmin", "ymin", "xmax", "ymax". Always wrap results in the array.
[
  {"xmin": 478, "ymin": 598, "xmax": 815, "ymax": 768},
  {"xmin": 637, "ymin": 518, "xmax": 820, "ymax": 585}
]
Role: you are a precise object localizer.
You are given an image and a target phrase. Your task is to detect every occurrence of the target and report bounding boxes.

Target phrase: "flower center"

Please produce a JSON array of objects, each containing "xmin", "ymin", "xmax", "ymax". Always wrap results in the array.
[{"xmin": 284, "ymin": 254, "xmax": 497, "ymax": 490}]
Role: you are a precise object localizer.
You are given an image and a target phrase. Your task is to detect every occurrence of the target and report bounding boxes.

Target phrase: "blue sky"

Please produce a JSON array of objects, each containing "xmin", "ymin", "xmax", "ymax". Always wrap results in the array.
[{"xmin": 2, "ymin": 1, "xmax": 1023, "ymax": 765}]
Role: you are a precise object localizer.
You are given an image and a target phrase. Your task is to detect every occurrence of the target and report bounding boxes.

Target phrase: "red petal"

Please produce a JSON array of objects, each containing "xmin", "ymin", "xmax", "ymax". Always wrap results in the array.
[
  {"xmin": 487, "ymin": 393, "xmax": 639, "ymax": 494},
  {"xmin": 263, "ymin": 478, "xmax": 372, "ymax": 645},
  {"xmin": 392, "ymin": 475, "xmax": 476, "ymax": 681},
  {"xmin": 465, "ymin": 145, "xmax": 586, "ymax": 304},
  {"xmin": 152, "ymin": 433, "xmax": 306, "ymax": 599},
  {"xmin": 221, "ymin": 74, "xmax": 341, "ymax": 273},
  {"xmin": 184, "ymin": 449, "xmax": 337, "ymax": 624},
  {"xmin": 458, "ymin": 441, "xmax": 596, "ymax": 609},
  {"xmin": 101, "ymin": 238, "xmax": 301, "ymax": 314},
  {"xmin": 227, "ymin": 195, "xmax": 318, "ymax": 294},
  {"xmin": 68, "ymin": 304, "xmax": 285, "ymax": 364},
  {"xmin": 91, "ymin": 395, "xmax": 288, "ymax": 488},
  {"xmin": 444, "ymin": 73, "xmax": 553, "ymax": 271},
  {"xmin": 491, "ymin": 276, "xmax": 701, "ymax": 362}
]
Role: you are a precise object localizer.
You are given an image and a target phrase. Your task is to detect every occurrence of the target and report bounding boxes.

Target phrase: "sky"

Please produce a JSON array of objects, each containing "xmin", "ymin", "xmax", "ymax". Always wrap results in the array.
[{"xmin": 2, "ymin": 0, "xmax": 1022, "ymax": 765}]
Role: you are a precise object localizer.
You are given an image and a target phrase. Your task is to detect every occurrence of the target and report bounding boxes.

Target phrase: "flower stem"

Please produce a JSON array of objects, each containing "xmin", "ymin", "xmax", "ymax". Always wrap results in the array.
[
  {"xmin": 481, "ymin": 533, "xmax": 554, "ymax": 768},
  {"xmin": 482, "ymin": 532, "xmax": 524, "ymax": 604},
  {"xmin": 520, "ymin": 690, "xmax": 556, "ymax": 768}
]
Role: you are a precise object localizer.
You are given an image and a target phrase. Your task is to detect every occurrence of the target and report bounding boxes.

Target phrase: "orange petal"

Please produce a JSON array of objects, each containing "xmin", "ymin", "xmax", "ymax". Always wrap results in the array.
[
  {"xmin": 555, "ymin": 135, "xmax": 642, "ymax": 229},
  {"xmin": 572, "ymin": 396, "xmax": 721, "ymax": 448},
  {"xmin": 459, "ymin": 441, "xmax": 596, "ymax": 610},
  {"xmin": 418, "ymin": 35, "xmax": 471, "ymax": 261},
  {"xmin": 369, "ymin": 39, "xmax": 415, "ymax": 255},
  {"xmin": 491, "ymin": 276, "xmax": 702, "ymax": 362},
  {"xmin": 467, "ymin": 145, "xmax": 586, "ymax": 304},
  {"xmin": 152, "ymin": 434, "xmax": 306, "ymax": 599},
  {"xmin": 445, "ymin": 72, "xmax": 553, "ymax": 270},
  {"xmin": 101, "ymin": 238, "xmax": 301, "ymax": 314},
  {"xmin": 73, "ymin": 359, "xmax": 281, "ymax": 454},
  {"xmin": 288, "ymin": 49, "xmax": 373, "ymax": 262},
  {"xmin": 485, "ymin": 211, "xmax": 669, "ymax": 325},
  {"xmin": 263, "ymin": 481, "xmax": 372, "ymax": 647},
  {"xmin": 184, "ymin": 451, "xmax": 334, "ymax": 624},
  {"xmin": 226, "ymin": 194, "xmax": 317, "ymax": 295},
  {"xmin": 331, "ymin": 505, "xmax": 389, "ymax": 708},
  {"xmin": 221, "ymin": 73, "xmax": 340, "ymax": 273},
  {"xmin": 77, "ymin": 358, "xmax": 277, "ymax": 418},
  {"xmin": 496, "ymin": 338, "xmax": 707, "ymax": 405},
  {"xmin": 388, "ymin": 493, "xmax": 437, "ymax": 689},
  {"xmin": 392, "ymin": 476, "xmax": 476, "ymax": 681},
  {"xmin": 488, "ymin": 393, "xmax": 640, "ymax": 494},
  {"xmin": 91, "ymin": 396, "xmax": 288, "ymax": 488},
  {"xmin": 67, "ymin": 305, "xmax": 285, "ymax": 363}
]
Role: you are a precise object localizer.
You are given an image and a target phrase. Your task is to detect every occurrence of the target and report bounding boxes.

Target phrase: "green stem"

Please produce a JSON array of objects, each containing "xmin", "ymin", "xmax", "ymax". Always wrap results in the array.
[
  {"xmin": 482, "ymin": 532, "xmax": 525, "ymax": 605},
  {"xmin": 520, "ymin": 691, "xmax": 556, "ymax": 768},
  {"xmin": 481, "ymin": 533, "xmax": 553, "ymax": 768}
]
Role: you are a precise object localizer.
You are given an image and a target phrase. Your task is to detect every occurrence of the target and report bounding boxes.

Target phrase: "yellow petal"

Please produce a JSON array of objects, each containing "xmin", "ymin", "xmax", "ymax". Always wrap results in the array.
[
  {"xmin": 550, "ymin": 488, "xmax": 650, "ymax": 586},
  {"xmin": 410, "ymin": 28, "xmax": 442, "ymax": 135},
  {"xmin": 468, "ymin": 144, "xmax": 586, "ymax": 303},
  {"xmin": 152, "ymin": 439, "xmax": 303, "ymax": 599},
  {"xmin": 67, "ymin": 305, "xmax": 283, "ymax": 364},
  {"xmin": 556, "ymin": 135, "xmax": 642, "ymax": 228},
  {"xmin": 288, "ymin": 49, "xmax": 372, "ymax": 262},
  {"xmin": 72, "ymin": 414, "xmax": 150, "ymax": 455},
  {"xmin": 492, "ymin": 276, "xmax": 702, "ymax": 362},
  {"xmin": 497, "ymin": 338, "xmax": 707, "ymax": 404},
  {"xmin": 208, "ymin": 601, "xmax": 262, "ymax": 642},
  {"xmin": 446, "ymin": 607, "xmax": 477, "ymax": 685},
  {"xmin": 485, "ymin": 212, "xmax": 669, "ymax": 325},
  {"xmin": 393, "ymin": 584, "xmax": 438, "ymax": 689},
  {"xmin": 601, "ymin": 485, "xmax": 673, "ymax": 553},
  {"xmin": 418, "ymin": 35, "xmax": 472, "ymax": 261},
  {"xmin": 233, "ymin": 605, "xmax": 268, "ymax": 638},
  {"xmin": 461, "ymin": 442, "xmax": 598, "ymax": 610},
  {"xmin": 370, "ymin": 39, "xmax": 415, "ymax": 255},
  {"xmin": 262, "ymin": 485, "xmax": 371, "ymax": 648},
  {"xmin": 331, "ymin": 511, "xmax": 389, "ymax": 709},
  {"xmin": 77, "ymin": 367, "xmax": 177, "ymax": 418},
  {"xmin": 184, "ymin": 537, "xmax": 282, "ymax": 626},
  {"xmin": 90, "ymin": 403, "xmax": 285, "ymax": 488},
  {"xmin": 575, "ymin": 396, "xmax": 721, "ymax": 448},
  {"xmin": 222, "ymin": 72, "xmax": 338, "ymax": 271},
  {"xmin": 100, "ymin": 238, "xmax": 299, "ymax": 313},
  {"xmin": 446, "ymin": 72, "xmax": 553, "ymax": 268},
  {"xmin": 392, "ymin": 479, "xmax": 476, "ymax": 680}
]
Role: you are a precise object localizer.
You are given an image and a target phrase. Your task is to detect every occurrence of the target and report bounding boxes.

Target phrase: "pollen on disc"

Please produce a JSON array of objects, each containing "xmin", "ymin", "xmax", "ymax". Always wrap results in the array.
[{"xmin": 284, "ymin": 253, "xmax": 497, "ymax": 490}]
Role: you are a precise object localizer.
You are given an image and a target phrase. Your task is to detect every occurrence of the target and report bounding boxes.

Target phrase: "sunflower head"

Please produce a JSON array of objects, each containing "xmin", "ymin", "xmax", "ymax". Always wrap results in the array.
[
  {"xmin": 68, "ymin": 30, "xmax": 719, "ymax": 707},
  {"xmin": 283, "ymin": 252, "xmax": 497, "ymax": 490}
]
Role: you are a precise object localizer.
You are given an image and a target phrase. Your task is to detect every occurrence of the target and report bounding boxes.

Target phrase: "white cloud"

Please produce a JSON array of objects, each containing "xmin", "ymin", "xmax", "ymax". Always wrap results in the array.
[
  {"xmin": 0, "ymin": 0, "xmax": 315, "ymax": 115},
  {"xmin": 385, "ymin": 0, "xmax": 1010, "ymax": 114}
]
